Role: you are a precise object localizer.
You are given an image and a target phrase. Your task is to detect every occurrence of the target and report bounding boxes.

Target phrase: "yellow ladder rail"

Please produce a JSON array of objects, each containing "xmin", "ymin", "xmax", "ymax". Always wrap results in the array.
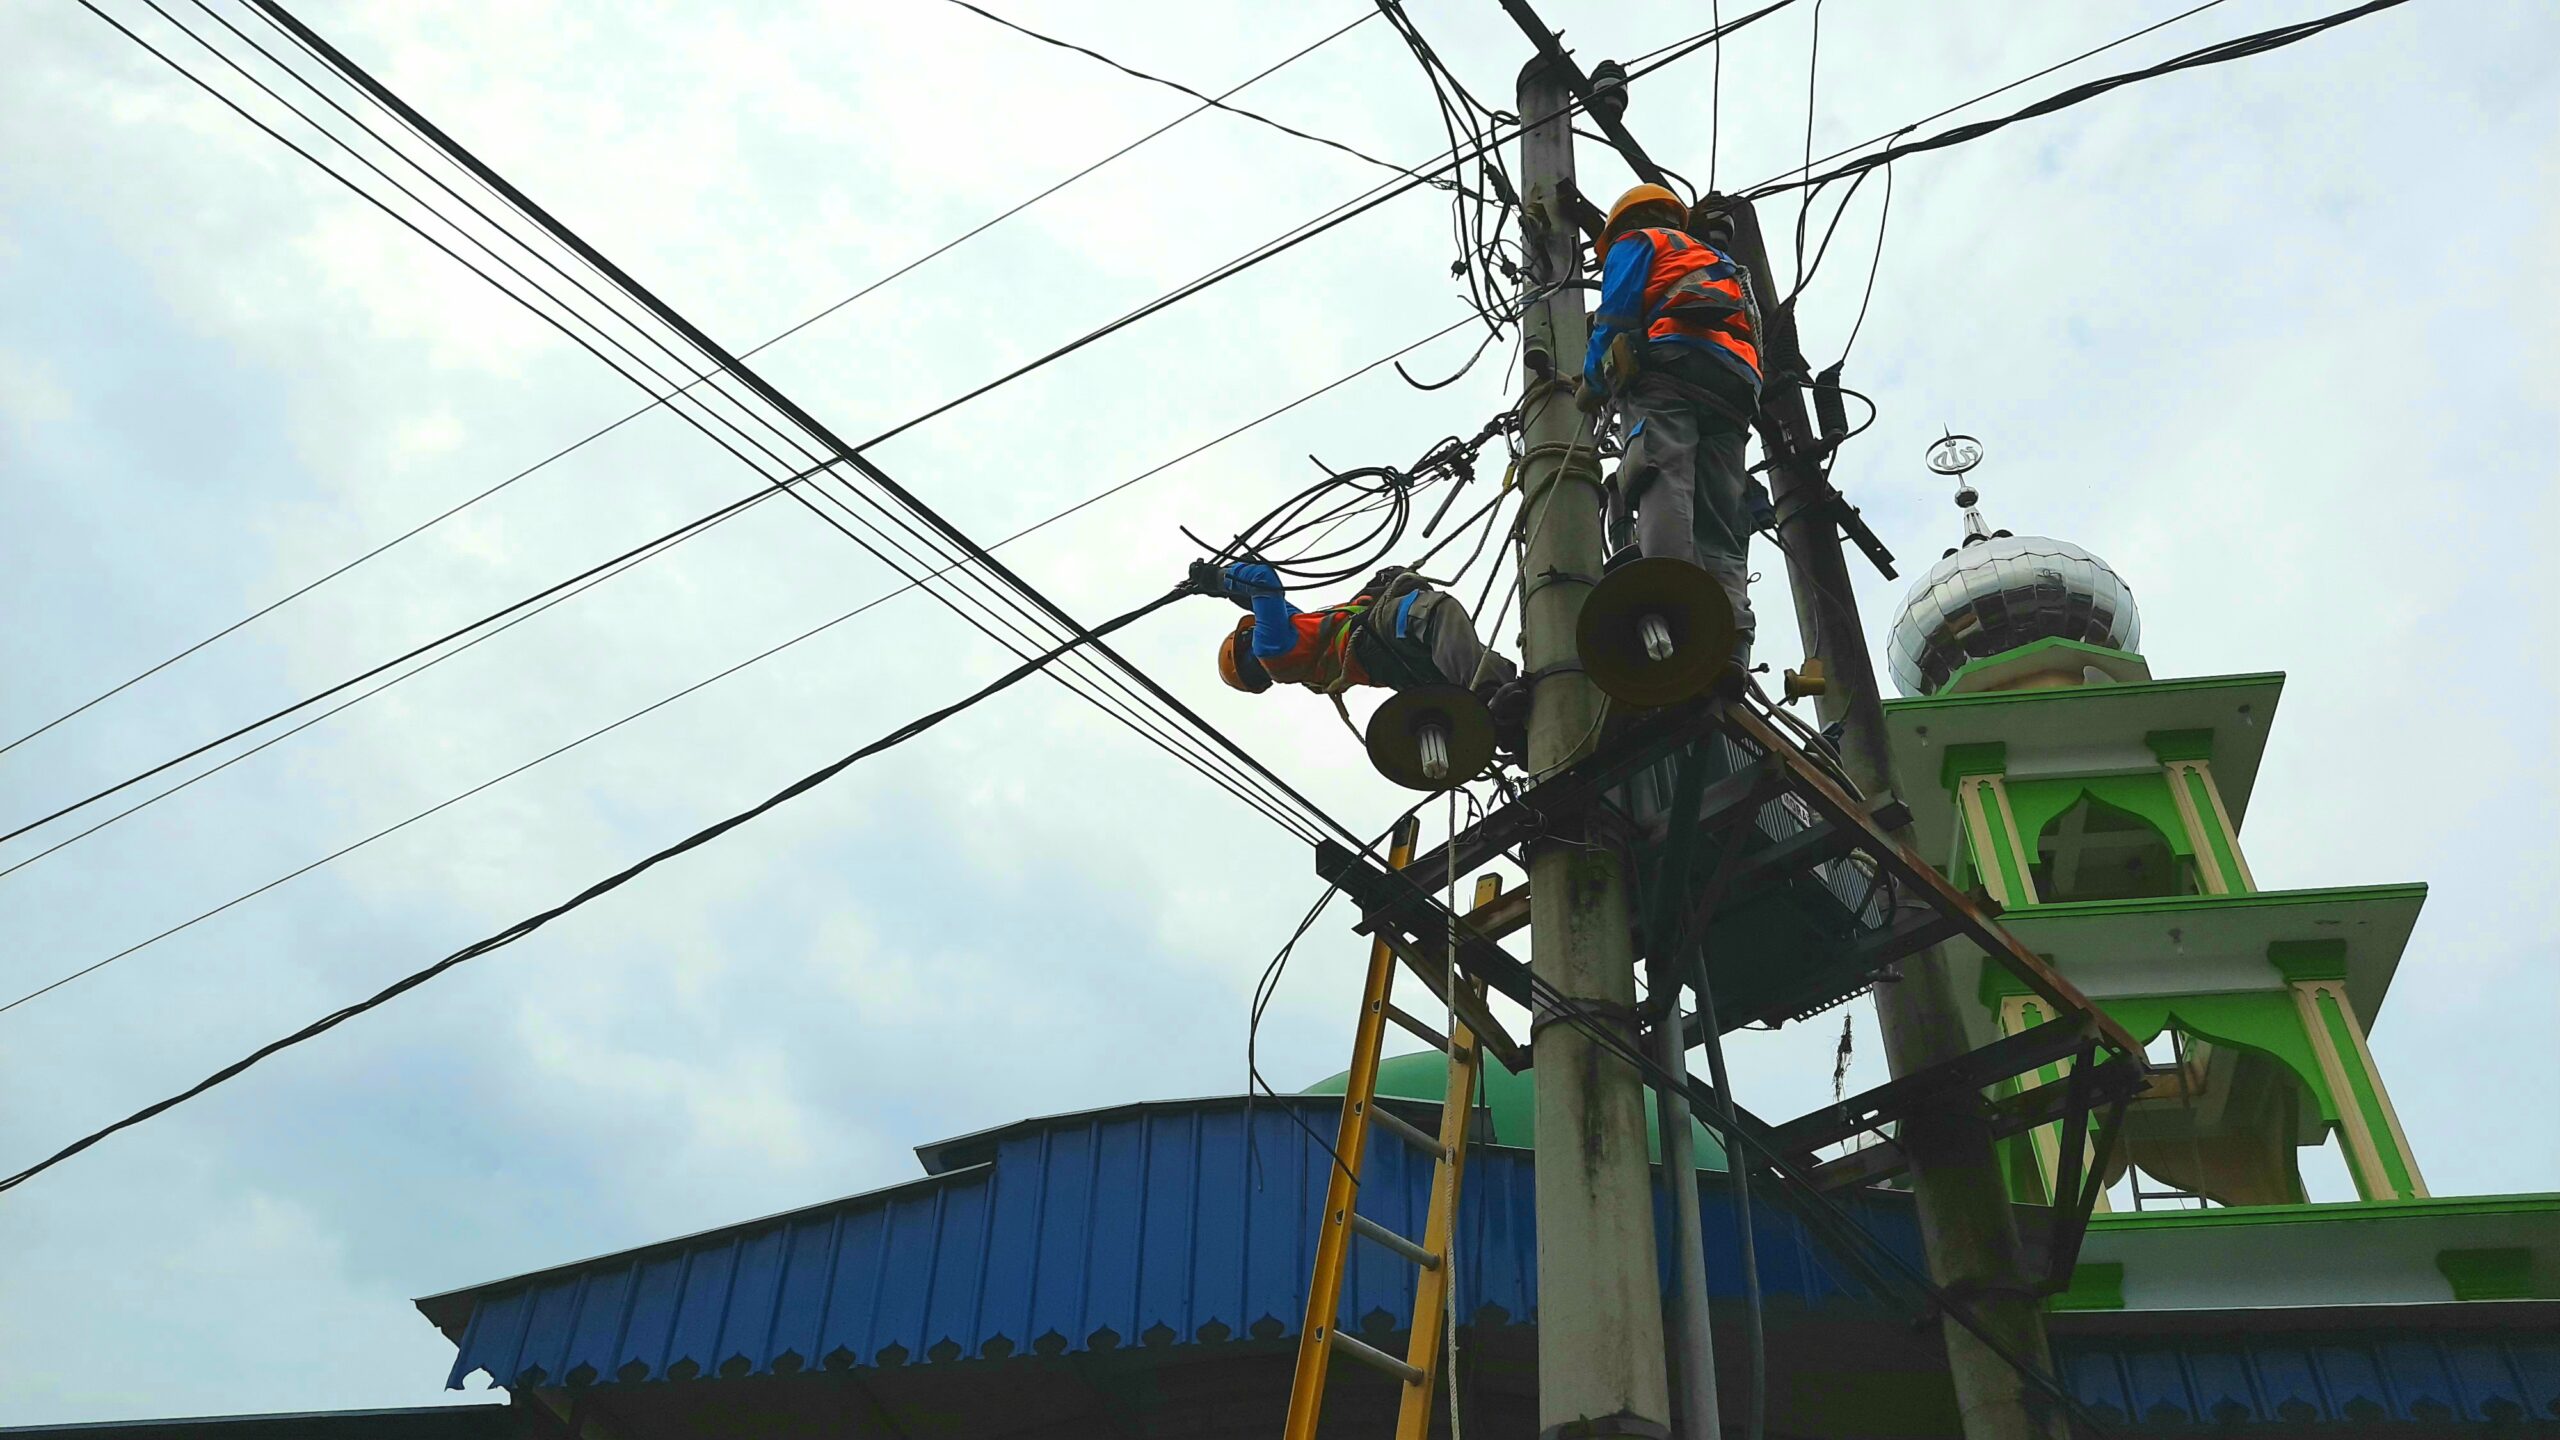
[
  {"xmin": 1395, "ymin": 873, "xmax": 1496, "ymax": 1440},
  {"xmin": 1283, "ymin": 821, "xmax": 1498, "ymax": 1440},
  {"xmin": 1283, "ymin": 816, "xmax": 1418, "ymax": 1439}
]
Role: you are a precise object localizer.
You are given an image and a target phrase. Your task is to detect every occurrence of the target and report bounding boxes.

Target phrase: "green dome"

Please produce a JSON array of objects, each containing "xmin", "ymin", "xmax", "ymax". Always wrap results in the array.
[{"xmin": 1304, "ymin": 1049, "xmax": 1727, "ymax": 1170}]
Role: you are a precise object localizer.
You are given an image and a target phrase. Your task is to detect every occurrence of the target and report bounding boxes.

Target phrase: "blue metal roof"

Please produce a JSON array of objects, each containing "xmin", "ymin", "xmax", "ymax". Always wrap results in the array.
[
  {"xmin": 2059, "ymin": 1328, "xmax": 2560, "ymax": 1427},
  {"xmin": 424, "ymin": 1093, "xmax": 2560, "ymax": 1431},
  {"xmin": 423, "ymin": 1095, "xmax": 1915, "ymax": 1390}
]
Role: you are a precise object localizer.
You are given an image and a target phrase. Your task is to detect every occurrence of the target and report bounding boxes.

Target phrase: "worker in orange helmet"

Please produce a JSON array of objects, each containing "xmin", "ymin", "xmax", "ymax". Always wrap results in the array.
[
  {"xmin": 1204, "ymin": 560, "xmax": 1521, "ymax": 742},
  {"xmin": 1582, "ymin": 183, "xmax": 1768, "ymax": 672}
]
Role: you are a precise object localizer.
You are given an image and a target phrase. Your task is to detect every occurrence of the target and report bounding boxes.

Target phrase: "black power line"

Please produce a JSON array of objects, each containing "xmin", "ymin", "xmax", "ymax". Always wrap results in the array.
[
  {"xmin": 941, "ymin": 1, "xmax": 1445, "ymax": 191},
  {"xmin": 0, "ymin": 314, "xmax": 1484, "ymax": 1014},
  {"xmin": 0, "ymin": 495, "xmax": 754, "ymax": 884},
  {"xmin": 4, "ymin": 5, "xmax": 1381, "ymax": 760},
  {"xmin": 0, "ymin": 475, "xmax": 799, "ymax": 848},
  {"xmin": 0, "ymin": 584, "xmax": 1191, "ymax": 1196},
  {"xmin": 1736, "ymin": 0, "xmax": 2413, "ymax": 200},
  {"xmin": 1739, "ymin": 0, "xmax": 2235, "ymax": 193}
]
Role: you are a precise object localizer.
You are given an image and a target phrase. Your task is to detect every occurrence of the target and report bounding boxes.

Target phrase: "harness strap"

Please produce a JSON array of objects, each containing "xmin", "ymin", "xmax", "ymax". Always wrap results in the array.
[{"xmin": 1327, "ymin": 689, "xmax": 1361, "ymax": 741}]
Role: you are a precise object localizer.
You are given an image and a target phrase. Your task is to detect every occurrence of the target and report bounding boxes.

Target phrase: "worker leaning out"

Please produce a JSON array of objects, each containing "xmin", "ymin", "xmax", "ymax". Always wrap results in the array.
[
  {"xmin": 1583, "ymin": 183, "xmax": 1771, "ymax": 671},
  {"xmin": 1206, "ymin": 561, "xmax": 1520, "ymax": 734}
]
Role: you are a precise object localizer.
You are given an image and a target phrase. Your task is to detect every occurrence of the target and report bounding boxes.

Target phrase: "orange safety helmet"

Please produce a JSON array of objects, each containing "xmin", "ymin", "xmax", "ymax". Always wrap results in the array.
[
  {"xmin": 1218, "ymin": 616, "xmax": 1273, "ymax": 693},
  {"xmin": 1601, "ymin": 183, "xmax": 1686, "ymax": 252}
]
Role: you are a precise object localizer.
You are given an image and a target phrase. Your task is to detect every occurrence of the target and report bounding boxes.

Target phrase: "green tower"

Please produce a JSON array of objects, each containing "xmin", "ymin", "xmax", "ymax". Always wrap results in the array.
[{"xmin": 1879, "ymin": 466, "xmax": 2427, "ymax": 1210}]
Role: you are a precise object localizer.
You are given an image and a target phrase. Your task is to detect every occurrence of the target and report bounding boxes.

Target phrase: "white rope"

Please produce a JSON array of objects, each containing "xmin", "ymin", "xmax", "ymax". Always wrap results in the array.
[{"xmin": 1442, "ymin": 784, "xmax": 1465, "ymax": 1440}]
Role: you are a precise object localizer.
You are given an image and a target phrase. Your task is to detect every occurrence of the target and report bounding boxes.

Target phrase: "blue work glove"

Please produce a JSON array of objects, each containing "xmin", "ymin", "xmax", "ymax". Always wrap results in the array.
[
  {"xmin": 1745, "ymin": 475, "xmax": 1777, "ymax": 534},
  {"xmin": 1221, "ymin": 562, "xmax": 1283, "ymax": 609}
]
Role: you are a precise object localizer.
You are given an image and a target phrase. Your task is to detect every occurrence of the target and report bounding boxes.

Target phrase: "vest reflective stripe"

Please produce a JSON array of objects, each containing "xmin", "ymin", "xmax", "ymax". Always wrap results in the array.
[
  {"xmin": 1262, "ymin": 604, "xmax": 1371, "ymax": 691},
  {"xmin": 1634, "ymin": 227, "xmax": 1761, "ymax": 381}
]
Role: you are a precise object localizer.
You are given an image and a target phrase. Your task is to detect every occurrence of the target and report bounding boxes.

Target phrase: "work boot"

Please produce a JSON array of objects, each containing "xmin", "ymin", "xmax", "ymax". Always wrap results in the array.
[
  {"xmin": 1480, "ymin": 677, "xmax": 1531, "ymax": 761},
  {"xmin": 1710, "ymin": 642, "xmax": 1753, "ymax": 703}
]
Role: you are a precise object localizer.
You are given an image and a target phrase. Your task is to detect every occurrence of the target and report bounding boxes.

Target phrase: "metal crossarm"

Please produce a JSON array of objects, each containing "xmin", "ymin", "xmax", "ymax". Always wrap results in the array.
[
  {"xmin": 1284, "ymin": 843, "xmax": 1496, "ymax": 1440},
  {"xmin": 1719, "ymin": 704, "xmax": 2143, "ymax": 1057},
  {"xmin": 1313, "ymin": 690, "xmax": 2153, "ymax": 1225}
]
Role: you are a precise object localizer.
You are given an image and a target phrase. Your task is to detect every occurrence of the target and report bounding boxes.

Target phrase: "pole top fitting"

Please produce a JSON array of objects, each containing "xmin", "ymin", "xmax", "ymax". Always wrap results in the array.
[{"xmin": 1517, "ymin": 47, "xmax": 1576, "ymax": 92}]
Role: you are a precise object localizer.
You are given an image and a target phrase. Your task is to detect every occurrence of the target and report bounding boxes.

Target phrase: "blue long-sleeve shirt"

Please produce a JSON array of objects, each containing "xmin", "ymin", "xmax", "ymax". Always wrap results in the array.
[
  {"xmin": 1225, "ymin": 563, "xmax": 1303, "ymax": 660},
  {"xmin": 1583, "ymin": 231, "xmax": 1661, "ymax": 395}
]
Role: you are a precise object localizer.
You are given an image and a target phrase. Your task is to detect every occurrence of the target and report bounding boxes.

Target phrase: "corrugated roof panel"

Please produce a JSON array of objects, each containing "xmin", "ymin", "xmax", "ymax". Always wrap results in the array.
[
  {"xmin": 878, "ymin": 1186, "xmax": 950, "ymax": 1362},
  {"xmin": 2251, "ymin": 1339, "xmax": 2323, "ymax": 1421},
  {"xmin": 559, "ymin": 1264, "xmax": 628, "ymax": 1386},
  {"xmin": 1466, "ymin": 1136, "xmax": 1537, "ymax": 1324},
  {"xmin": 2311, "ymin": 1340, "xmax": 2385, "ymax": 1421},
  {"xmin": 1020, "ymin": 1124, "xmax": 1097, "ymax": 1350},
  {"xmin": 2381, "ymin": 1335, "xmax": 2458, "ymax": 1416},
  {"xmin": 434, "ymin": 1097, "xmax": 1908, "ymax": 1391},
  {"xmin": 2059, "ymin": 1331, "xmax": 2560, "ymax": 1426},
  {"xmin": 2447, "ymin": 1337, "xmax": 2529, "ymax": 1420},
  {"xmin": 613, "ymin": 1251, "xmax": 686, "ymax": 1381},
  {"xmin": 760, "ymin": 1215, "xmax": 832, "ymax": 1370},
  {"xmin": 815, "ymin": 1203, "xmax": 887, "ymax": 1368},
  {"xmin": 664, "ymin": 1234, "xmax": 735, "ymax": 1378},
  {"xmin": 1131, "ymin": 1108, "xmax": 1195, "ymax": 1345},
  {"xmin": 2517, "ymin": 1339, "xmax": 2560, "ymax": 1419},
  {"xmin": 1187, "ymin": 1110, "xmax": 1251, "ymax": 1342}
]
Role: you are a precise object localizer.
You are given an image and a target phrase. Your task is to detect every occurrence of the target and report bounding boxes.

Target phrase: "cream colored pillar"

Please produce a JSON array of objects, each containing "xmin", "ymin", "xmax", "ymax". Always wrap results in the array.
[
  {"xmin": 1958, "ymin": 773, "xmax": 2041, "ymax": 908},
  {"xmin": 1995, "ymin": 994, "xmax": 2109, "ymax": 1213},
  {"xmin": 2273, "ymin": 938, "xmax": 2425, "ymax": 1200},
  {"xmin": 2148, "ymin": 732, "xmax": 2256, "ymax": 895},
  {"xmin": 2288, "ymin": 975, "xmax": 2428, "ymax": 1200}
]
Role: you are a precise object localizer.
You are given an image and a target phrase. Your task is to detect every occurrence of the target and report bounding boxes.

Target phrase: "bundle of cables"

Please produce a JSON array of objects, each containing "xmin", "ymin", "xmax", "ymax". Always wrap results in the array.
[{"xmin": 1186, "ymin": 410, "xmax": 1521, "ymax": 596}]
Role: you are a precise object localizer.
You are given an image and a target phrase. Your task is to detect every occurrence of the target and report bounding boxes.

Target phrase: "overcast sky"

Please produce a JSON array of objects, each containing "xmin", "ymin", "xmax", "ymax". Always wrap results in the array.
[{"xmin": 2, "ymin": 0, "xmax": 2553, "ymax": 1423}]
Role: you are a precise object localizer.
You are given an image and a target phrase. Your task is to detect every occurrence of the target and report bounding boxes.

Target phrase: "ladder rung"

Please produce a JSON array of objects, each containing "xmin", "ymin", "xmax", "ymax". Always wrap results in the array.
[
  {"xmin": 1328, "ymin": 1326, "xmax": 1425, "ymax": 1386},
  {"xmin": 1384, "ymin": 1002, "xmax": 1450, "ymax": 1051},
  {"xmin": 1367, "ymin": 1104, "xmax": 1448, "ymax": 1160},
  {"xmin": 1350, "ymin": 1211, "xmax": 1440, "ymax": 1270}
]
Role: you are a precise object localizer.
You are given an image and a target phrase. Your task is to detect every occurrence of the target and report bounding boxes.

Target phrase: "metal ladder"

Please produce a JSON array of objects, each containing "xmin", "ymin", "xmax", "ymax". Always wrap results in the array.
[{"xmin": 1283, "ymin": 813, "xmax": 1495, "ymax": 1440}]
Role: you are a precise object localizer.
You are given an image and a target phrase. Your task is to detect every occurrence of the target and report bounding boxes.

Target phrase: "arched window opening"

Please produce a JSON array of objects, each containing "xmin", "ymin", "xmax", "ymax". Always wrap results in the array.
[{"xmin": 2031, "ymin": 793, "xmax": 2190, "ymax": 903}]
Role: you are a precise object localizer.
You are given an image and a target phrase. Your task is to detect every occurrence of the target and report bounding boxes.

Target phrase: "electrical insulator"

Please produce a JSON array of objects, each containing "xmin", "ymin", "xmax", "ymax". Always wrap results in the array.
[
  {"xmin": 1813, "ymin": 361, "xmax": 1849, "ymax": 452},
  {"xmin": 1587, "ymin": 60, "xmax": 1630, "ymax": 125}
]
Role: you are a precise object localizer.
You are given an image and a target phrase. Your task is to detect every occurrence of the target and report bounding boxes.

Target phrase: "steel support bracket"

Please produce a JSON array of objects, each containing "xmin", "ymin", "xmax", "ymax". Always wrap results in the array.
[
  {"xmin": 1721, "ymin": 704, "xmax": 2147, "ymax": 1063},
  {"xmin": 1380, "ymin": 698, "xmax": 1748, "ymax": 889}
]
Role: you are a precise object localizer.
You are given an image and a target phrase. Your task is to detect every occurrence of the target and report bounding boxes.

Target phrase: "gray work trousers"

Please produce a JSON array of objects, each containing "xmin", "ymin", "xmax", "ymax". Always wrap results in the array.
[
  {"xmin": 1608, "ymin": 369, "xmax": 1758, "ymax": 668},
  {"xmin": 1395, "ymin": 589, "xmax": 1516, "ymax": 692}
]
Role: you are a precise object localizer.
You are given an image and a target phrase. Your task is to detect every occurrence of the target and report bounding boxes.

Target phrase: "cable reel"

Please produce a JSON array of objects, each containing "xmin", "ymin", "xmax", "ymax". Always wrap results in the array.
[
  {"xmin": 1364, "ymin": 685, "xmax": 1496, "ymax": 791},
  {"xmin": 1576, "ymin": 556, "xmax": 1735, "ymax": 708}
]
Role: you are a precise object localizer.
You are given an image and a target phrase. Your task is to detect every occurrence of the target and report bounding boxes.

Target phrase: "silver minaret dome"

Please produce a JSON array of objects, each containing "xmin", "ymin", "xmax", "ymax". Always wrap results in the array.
[{"xmin": 1884, "ymin": 440, "xmax": 2142, "ymax": 697}]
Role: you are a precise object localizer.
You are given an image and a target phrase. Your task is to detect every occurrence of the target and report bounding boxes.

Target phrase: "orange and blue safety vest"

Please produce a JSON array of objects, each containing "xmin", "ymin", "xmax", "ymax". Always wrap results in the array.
[
  {"xmin": 1584, "ymin": 226, "xmax": 1762, "ymax": 396},
  {"xmin": 1257, "ymin": 606, "xmax": 1372, "ymax": 691},
  {"xmin": 1230, "ymin": 563, "xmax": 1426, "ymax": 692}
]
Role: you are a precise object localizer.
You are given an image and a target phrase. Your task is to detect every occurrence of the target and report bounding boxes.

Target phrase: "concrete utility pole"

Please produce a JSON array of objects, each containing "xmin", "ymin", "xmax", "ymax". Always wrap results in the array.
[
  {"xmin": 1713, "ymin": 199, "xmax": 2068, "ymax": 1440},
  {"xmin": 1515, "ymin": 53, "xmax": 1675, "ymax": 1440}
]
